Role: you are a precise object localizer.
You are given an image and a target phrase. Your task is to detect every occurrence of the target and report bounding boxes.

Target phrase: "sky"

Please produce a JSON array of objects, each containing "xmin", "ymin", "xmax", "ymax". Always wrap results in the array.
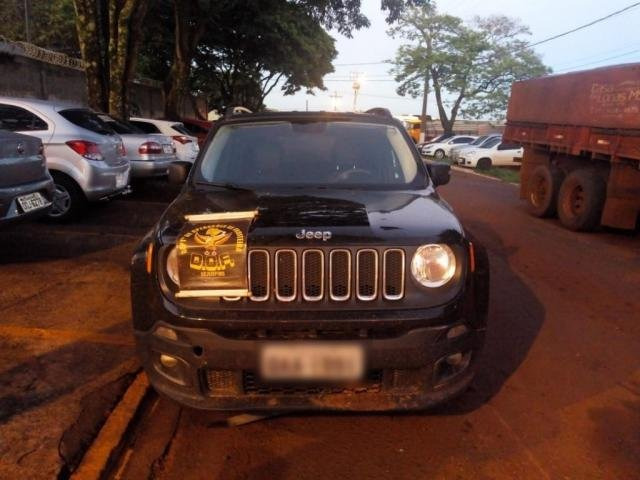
[{"xmin": 264, "ymin": 0, "xmax": 640, "ymax": 116}]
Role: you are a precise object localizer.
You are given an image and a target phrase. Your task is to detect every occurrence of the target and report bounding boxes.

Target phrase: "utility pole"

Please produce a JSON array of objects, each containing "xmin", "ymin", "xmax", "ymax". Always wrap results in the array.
[
  {"xmin": 350, "ymin": 71, "xmax": 363, "ymax": 112},
  {"xmin": 329, "ymin": 91, "xmax": 342, "ymax": 111},
  {"xmin": 420, "ymin": 72, "xmax": 430, "ymax": 143},
  {"xmin": 24, "ymin": 0, "xmax": 32, "ymax": 43}
]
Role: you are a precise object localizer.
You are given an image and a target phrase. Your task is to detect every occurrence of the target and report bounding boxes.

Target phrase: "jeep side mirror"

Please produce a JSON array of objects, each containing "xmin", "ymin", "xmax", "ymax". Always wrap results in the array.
[
  {"xmin": 168, "ymin": 161, "xmax": 192, "ymax": 184},
  {"xmin": 428, "ymin": 162, "xmax": 451, "ymax": 187}
]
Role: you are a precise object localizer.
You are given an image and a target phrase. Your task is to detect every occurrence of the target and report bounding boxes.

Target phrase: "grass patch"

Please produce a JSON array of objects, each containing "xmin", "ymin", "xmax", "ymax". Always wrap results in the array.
[
  {"xmin": 423, "ymin": 154, "xmax": 521, "ymax": 183},
  {"xmin": 481, "ymin": 167, "xmax": 520, "ymax": 184}
]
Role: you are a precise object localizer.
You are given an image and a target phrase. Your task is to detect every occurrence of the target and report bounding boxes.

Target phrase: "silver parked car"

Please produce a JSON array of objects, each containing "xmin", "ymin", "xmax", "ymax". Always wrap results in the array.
[
  {"xmin": 0, "ymin": 97, "xmax": 131, "ymax": 220},
  {"xmin": 0, "ymin": 130, "xmax": 54, "ymax": 226},
  {"xmin": 129, "ymin": 117, "xmax": 199, "ymax": 164},
  {"xmin": 100, "ymin": 115, "xmax": 176, "ymax": 178},
  {"xmin": 449, "ymin": 134, "xmax": 502, "ymax": 164}
]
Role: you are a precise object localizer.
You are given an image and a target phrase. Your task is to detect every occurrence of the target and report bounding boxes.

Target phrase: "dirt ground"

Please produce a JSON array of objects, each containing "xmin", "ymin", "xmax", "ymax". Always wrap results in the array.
[{"xmin": 111, "ymin": 170, "xmax": 640, "ymax": 480}]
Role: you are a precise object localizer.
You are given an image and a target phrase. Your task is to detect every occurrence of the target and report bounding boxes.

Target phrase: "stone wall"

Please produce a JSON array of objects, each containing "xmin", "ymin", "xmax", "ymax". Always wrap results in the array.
[{"xmin": 0, "ymin": 39, "xmax": 205, "ymax": 119}]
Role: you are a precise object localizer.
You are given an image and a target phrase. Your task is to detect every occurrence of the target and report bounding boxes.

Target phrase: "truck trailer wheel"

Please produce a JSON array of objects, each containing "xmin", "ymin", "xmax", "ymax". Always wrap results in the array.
[
  {"xmin": 526, "ymin": 165, "xmax": 564, "ymax": 217},
  {"xmin": 557, "ymin": 169, "xmax": 606, "ymax": 231}
]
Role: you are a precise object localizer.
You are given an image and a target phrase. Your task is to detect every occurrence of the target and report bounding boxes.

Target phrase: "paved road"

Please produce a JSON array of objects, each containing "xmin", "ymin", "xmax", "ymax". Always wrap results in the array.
[
  {"xmin": 0, "ymin": 179, "xmax": 179, "ymax": 478},
  {"xmin": 110, "ymin": 170, "xmax": 640, "ymax": 480}
]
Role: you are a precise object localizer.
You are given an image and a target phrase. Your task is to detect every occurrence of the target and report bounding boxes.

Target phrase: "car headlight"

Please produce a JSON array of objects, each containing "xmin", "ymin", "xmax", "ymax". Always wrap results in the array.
[
  {"xmin": 411, "ymin": 244, "xmax": 456, "ymax": 288},
  {"xmin": 166, "ymin": 247, "xmax": 180, "ymax": 286}
]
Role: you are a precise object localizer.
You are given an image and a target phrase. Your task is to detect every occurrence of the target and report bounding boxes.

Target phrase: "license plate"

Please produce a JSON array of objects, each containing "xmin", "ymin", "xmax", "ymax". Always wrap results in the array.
[
  {"xmin": 17, "ymin": 192, "xmax": 47, "ymax": 213},
  {"xmin": 115, "ymin": 172, "xmax": 127, "ymax": 188},
  {"xmin": 163, "ymin": 144, "xmax": 173, "ymax": 154},
  {"xmin": 260, "ymin": 343, "xmax": 364, "ymax": 381}
]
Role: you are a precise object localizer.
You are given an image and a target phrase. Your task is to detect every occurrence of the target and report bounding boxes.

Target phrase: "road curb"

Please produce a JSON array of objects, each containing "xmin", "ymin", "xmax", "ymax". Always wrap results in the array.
[
  {"xmin": 451, "ymin": 165, "xmax": 519, "ymax": 186},
  {"xmin": 71, "ymin": 372, "xmax": 149, "ymax": 480}
]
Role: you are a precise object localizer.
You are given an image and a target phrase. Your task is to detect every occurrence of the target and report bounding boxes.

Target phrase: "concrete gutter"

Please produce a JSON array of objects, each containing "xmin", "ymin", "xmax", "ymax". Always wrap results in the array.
[{"xmin": 71, "ymin": 373, "xmax": 149, "ymax": 480}]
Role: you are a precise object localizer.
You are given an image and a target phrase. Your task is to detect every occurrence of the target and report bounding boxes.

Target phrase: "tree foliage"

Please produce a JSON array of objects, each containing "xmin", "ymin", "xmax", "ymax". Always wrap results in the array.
[
  {"xmin": 0, "ymin": 0, "xmax": 79, "ymax": 56},
  {"xmin": 390, "ymin": 4, "xmax": 551, "ymax": 132},
  {"xmin": 190, "ymin": 0, "xmax": 336, "ymax": 112}
]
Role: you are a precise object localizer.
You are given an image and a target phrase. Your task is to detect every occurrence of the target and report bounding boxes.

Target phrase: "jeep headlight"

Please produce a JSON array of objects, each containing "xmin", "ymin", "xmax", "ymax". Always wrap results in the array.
[
  {"xmin": 411, "ymin": 244, "xmax": 456, "ymax": 288},
  {"xmin": 166, "ymin": 247, "xmax": 180, "ymax": 286}
]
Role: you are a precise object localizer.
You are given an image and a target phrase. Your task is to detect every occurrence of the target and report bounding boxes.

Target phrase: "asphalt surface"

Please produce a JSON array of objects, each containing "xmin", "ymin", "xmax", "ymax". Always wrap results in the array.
[
  {"xmin": 1, "ymin": 172, "xmax": 638, "ymax": 479},
  {"xmin": 110, "ymin": 171, "xmax": 639, "ymax": 480},
  {"xmin": 0, "ymin": 179, "xmax": 180, "ymax": 478}
]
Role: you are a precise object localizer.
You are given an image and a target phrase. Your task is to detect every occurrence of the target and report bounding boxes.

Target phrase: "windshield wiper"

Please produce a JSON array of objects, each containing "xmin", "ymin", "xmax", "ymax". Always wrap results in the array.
[{"xmin": 196, "ymin": 181, "xmax": 253, "ymax": 192}]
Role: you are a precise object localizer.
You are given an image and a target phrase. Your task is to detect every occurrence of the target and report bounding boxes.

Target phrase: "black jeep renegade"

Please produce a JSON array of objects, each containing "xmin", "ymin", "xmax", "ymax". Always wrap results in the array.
[{"xmin": 131, "ymin": 111, "xmax": 489, "ymax": 411}]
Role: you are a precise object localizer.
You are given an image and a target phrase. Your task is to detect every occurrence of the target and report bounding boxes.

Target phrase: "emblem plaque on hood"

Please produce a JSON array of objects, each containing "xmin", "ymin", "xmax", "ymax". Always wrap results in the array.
[{"xmin": 295, "ymin": 229, "xmax": 332, "ymax": 241}]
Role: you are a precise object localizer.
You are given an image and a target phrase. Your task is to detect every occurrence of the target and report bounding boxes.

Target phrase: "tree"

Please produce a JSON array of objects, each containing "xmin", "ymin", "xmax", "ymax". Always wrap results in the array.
[
  {"xmin": 390, "ymin": 5, "xmax": 551, "ymax": 134},
  {"xmin": 163, "ymin": 0, "xmax": 215, "ymax": 119},
  {"xmin": 161, "ymin": 0, "xmax": 427, "ymax": 118},
  {"xmin": 0, "ymin": 0, "xmax": 79, "ymax": 56},
  {"xmin": 72, "ymin": 0, "xmax": 149, "ymax": 118},
  {"xmin": 191, "ymin": 0, "xmax": 336, "ymax": 112}
]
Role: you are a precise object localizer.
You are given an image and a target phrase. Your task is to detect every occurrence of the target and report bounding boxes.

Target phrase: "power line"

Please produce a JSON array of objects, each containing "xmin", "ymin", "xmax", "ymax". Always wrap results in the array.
[
  {"xmin": 528, "ymin": 1, "xmax": 640, "ymax": 48},
  {"xmin": 333, "ymin": 1, "xmax": 640, "ymax": 68},
  {"xmin": 324, "ymin": 79, "xmax": 397, "ymax": 82},
  {"xmin": 359, "ymin": 93, "xmax": 417, "ymax": 101},
  {"xmin": 552, "ymin": 41, "xmax": 640, "ymax": 68},
  {"xmin": 555, "ymin": 48, "xmax": 640, "ymax": 73},
  {"xmin": 333, "ymin": 61, "xmax": 389, "ymax": 66}
]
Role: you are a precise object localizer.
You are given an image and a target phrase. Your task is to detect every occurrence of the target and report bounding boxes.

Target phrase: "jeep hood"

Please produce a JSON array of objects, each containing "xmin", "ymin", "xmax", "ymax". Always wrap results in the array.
[{"xmin": 157, "ymin": 186, "xmax": 465, "ymax": 246}]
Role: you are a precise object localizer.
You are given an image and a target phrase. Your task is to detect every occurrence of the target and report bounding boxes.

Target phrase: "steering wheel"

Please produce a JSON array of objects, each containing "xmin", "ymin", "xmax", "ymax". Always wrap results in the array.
[{"xmin": 335, "ymin": 168, "xmax": 375, "ymax": 182}]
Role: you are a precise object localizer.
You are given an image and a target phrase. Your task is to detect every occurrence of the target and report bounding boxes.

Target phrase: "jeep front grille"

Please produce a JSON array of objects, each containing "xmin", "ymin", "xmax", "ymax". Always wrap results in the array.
[{"xmin": 247, "ymin": 248, "xmax": 405, "ymax": 303}]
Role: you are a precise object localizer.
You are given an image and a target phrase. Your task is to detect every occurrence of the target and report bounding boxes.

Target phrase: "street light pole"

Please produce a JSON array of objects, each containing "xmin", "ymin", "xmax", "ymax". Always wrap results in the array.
[
  {"xmin": 350, "ymin": 71, "xmax": 362, "ymax": 112},
  {"xmin": 329, "ymin": 91, "xmax": 342, "ymax": 111}
]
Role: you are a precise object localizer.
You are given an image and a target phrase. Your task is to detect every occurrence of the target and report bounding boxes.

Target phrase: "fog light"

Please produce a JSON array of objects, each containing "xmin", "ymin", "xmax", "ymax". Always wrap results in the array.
[
  {"xmin": 446, "ymin": 325, "xmax": 468, "ymax": 339},
  {"xmin": 433, "ymin": 351, "xmax": 472, "ymax": 385},
  {"xmin": 155, "ymin": 326, "xmax": 178, "ymax": 341},
  {"xmin": 160, "ymin": 354, "xmax": 178, "ymax": 368},
  {"xmin": 446, "ymin": 352, "xmax": 463, "ymax": 366}
]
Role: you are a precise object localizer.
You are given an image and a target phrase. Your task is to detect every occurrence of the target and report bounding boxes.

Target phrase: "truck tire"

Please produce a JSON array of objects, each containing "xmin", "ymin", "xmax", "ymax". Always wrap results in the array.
[
  {"xmin": 477, "ymin": 158, "xmax": 492, "ymax": 170},
  {"xmin": 47, "ymin": 172, "xmax": 86, "ymax": 222},
  {"xmin": 526, "ymin": 165, "xmax": 564, "ymax": 217},
  {"xmin": 557, "ymin": 169, "xmax": 606, "ymax": 231}
]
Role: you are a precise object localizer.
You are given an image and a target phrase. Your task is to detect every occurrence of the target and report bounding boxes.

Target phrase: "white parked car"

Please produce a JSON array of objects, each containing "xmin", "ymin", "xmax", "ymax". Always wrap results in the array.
[
  {"xmin": 129, "ymin": 118, "xmax": 199, "ymax": 164},
  {"xmin": 457, "ymin": 137, "xmax": 524, "ymax": 169},
  {"xmin": 0, "ymin": 97, "xmax": 130, "ymax": 220},
  {"xmin": 420, "ymin": 135, "xmax": 477, "ymax": 159},
  {"xmin": 449, "ymin": 134, "xmax": 502, "ymax": 164}
]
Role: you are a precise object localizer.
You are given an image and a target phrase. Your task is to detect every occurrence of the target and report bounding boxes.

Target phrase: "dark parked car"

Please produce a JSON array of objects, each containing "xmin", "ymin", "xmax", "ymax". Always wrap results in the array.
[
  {"xmin": 131, "ymin": 111, "xmax": 489, "ymax": 411},
  {"xmin": 181, "ymin": 118, "xmax": 213, "ymax": 147},
  {"xmin": 0, "ymin": 129, "xmax": 54, "ymax": 225}
]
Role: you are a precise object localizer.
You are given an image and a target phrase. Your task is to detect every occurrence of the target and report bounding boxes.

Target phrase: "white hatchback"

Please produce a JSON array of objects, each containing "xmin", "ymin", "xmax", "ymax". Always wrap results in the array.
[
  {"xmin": 129, "ymin": 118, "xmax": 199, "ymax": 164},
  {"xmin": 457, "ymin": 137, "xmax": 524, "ymax": 169},
  {"xmin": 420, "ymin": 135, "xmax": 477, "ymax": 159}
]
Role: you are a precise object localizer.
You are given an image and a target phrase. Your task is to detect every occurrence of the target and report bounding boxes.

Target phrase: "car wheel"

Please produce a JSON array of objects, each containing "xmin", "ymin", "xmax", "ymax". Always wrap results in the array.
[
  {"xmin": 434, "ymin": 149, "xmax": 445, "ymax": 160},
  {"xmin": 557, "ymin": 169, "xmax": 606, "ymax": 231},
  {"xmin": 47, "ymin": 172, "xmax": 86, "ymax": 222},
  {"xmin": 526, "ymin": 165, "xmax": 564, "ymax": 218},
  {"xmin": 477, "ymin": 158, "xmax": 492, "ymax": 170}
]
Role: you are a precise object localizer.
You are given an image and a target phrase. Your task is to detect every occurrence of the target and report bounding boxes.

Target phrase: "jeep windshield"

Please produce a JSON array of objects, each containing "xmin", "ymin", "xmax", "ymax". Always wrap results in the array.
[{"xmin": 197, "ymin": 120, "xmax": 427, "ymax": 189}]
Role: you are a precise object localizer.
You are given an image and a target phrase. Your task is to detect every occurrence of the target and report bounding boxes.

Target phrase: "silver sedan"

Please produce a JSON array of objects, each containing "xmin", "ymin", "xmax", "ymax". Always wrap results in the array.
[{"xmin": 101, "ymin": 116, "xmax": 177, "ymax": 178}]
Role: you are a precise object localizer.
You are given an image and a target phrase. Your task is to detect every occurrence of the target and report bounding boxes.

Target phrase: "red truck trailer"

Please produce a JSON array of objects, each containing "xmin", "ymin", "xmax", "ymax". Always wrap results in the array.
[{"xmin": 503, "ymin": 63, "xmax": 640, "ymax": 231}]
